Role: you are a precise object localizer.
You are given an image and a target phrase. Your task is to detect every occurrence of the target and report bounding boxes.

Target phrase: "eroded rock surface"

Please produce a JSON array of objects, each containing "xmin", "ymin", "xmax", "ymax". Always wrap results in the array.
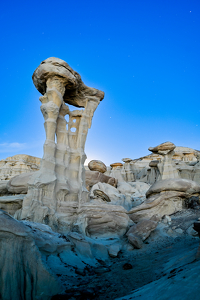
[
  {"xmin": 129, "ymin": 178, "xmax": 200, "ymax": 222},
  {"xmin": 88, "ymin": 160, "xmax": 107, "ymax": 173},
  {"xmin": 0, "ymin": 210, "xmax": 61, "ymax": 300},
  {"xmin": 20, "ymin": 57, "xmax": 104, "ymax": 234}
]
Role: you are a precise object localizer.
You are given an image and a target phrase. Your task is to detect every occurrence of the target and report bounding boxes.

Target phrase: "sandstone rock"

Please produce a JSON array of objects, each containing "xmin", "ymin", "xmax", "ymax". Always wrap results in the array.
[
  {"xmin": 148, "ymin": 141, "xmax": 176, "ymax": 154},
  {"xmin": 0, "ymin": 180, "xmax": 9, "ymax": 195},
  {"xmin": 122, "ymin": 158, "xmax": 133, "ymax": 163},
  {"xmin": 126, "ymin": 219, "xmax": 158, "ymax": 241},
  {"xmin": 7, "ymin": 172, "xmax": 33, "ymax": 194},
  {"xmin": 0, "ymin": 210, "xmax": 61, "ymax": 299},
  {"xmin": 32, "ymin": 57, "xmax": 104, "ymax": 108},
  {"xmin": 129, "ymin": 179, "xmax": 200, "ymax": 222},
  {"xmin": 77, "ymin": 202, "xmax": 133, "ymax": 238},
  {"xmin": 93, "ymin": 189, "xmax": 111, "ymax": 202},
  {"xmin": 85, "ymin": 170, "xmax": 118, "ymax": 191},
  {"xmin": 149, "ymin": 142, "xmax": 179, "ymax": 180},
  {"xmin": 20, "ymin": 57, "xmax": 104, "ymax": 234},
  {"xmin": 0, "ymin": 194, "xmax": 25, "ymax": 216},
  {"xmin": 0, "ymin": 154, "xmax": 40, "ymax": 181},
  {"xmin": 110, "ymin": 163, "xmax": 123, "ymax": 168},
  {"xmin": 149, "ymin": 160, "xmax": 159, "ymax": 167},
  {"xmin": 90, "ymin": 182, "xmax": 128, "ymax": 208},
  {"xmin": 108, "ymin": 243, "xmax": 122, "ymax": 257},
  {"xmin": 88, "ymin": 160, "xmax": 107, "ymax": 173},
  {"xmin": 146, "ymin": 178, "xmax": 200, "ymax": 198},
  {"xmin": 128, "ymin": 233, "xmax": 143, "ymax": 249}
]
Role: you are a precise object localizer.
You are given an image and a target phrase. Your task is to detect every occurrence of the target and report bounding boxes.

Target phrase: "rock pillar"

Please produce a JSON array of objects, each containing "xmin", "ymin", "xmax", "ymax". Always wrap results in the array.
[{"xmin": 20, "ymin": 57, "xmax": 104, "ymax": 233}]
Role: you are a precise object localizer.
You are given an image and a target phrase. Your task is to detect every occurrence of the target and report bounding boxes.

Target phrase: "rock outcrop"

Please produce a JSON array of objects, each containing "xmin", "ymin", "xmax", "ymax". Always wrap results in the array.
[
  {"xmin": 20, "ymin": 57, "xmax": 104, "ymax": 233},
  {"xmin": 128, "ymin": 178, "xmax": 200, "ymax": 222},
  {"xmin": 0, "ymin": 154, "xmax": 40, "ymax": 181},
  {"xmin": 0, "ymin": 210, "xmax": 61, "ymax": 300},
  {"xmin": 148, "ymin": 141, "xmax": 179, "ymax": 180},
  {"xmin": 85, "ymin": 170, "xmax": 118, "ymax": 191},
  {"xmin": 88, "ymin": 160, "xmax": 107, "ymax": 173}
]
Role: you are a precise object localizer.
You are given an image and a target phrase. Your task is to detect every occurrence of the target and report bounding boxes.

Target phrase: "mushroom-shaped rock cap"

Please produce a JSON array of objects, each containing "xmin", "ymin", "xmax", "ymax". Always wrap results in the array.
[
  {"xmin": 110, "ymin": 163, "xmax": 123, "ymax": 168},
  {"xmin": 146, "ymin": 178, "xmax": 200, "ymax": 198},
  {"xmin": 32, "ymin": 57, "xmax": 104, "ymax": 108},
  {"xmin": 148, "ymin": 142, "xmax": 176, "ymax": 154},
  {"xmin": 122, "ymin": 158, "xmax": 133, "ymax": 163},
  {"xmin": 88, "ymin": 160, "xmax": 107, "ymax": 173},
  {"xmin": 149, "ymin": 160, "xmax": 159, "ymax": 167}
]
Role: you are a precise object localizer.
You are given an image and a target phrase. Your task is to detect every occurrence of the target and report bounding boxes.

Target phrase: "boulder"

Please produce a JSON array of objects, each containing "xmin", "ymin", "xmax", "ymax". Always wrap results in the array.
[
  {"xmin": 146, "ymin": 178, "xmax": 200, "ymax": 198},
  {"xmin": 7, "ymin": 172, "xmax": 33, "ymax": 194},
  {"xmin": 129, "ymin": 179, "xmax": 200, "ymax": 222},
  {"xmin": 128, "ymin": 233, "xmax": 143, "ymax": 249},
  {"xmin": 126, "ymin": 218, "xmax": 158, "ymax": 241},
  {"xmin": 148, "ymin": 141, "xmax": 176, "ymax": 154},
  {"xmin": 85, "ymin": 170, "xmax": 118, "ymax": 191},
  {"xmin": 88, "ymin": 160, "xmax": 107, "ymax": 173},
  {"xmin": 32, "ymin": 57, "xmax": 104, "ymax": 108},
  {"xmin": 77, "ymin": 202, "xmax": 133, "ymax": 238}
]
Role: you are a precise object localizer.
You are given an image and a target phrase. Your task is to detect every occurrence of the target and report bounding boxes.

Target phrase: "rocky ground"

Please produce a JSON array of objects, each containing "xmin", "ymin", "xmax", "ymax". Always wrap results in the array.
[{"xmin": 51, "ymin": 209, "xmax": 200, "ymax": 300}]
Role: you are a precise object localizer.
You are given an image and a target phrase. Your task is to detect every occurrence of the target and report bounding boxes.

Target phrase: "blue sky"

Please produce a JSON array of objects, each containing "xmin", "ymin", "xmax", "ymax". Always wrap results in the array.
[{"xmin": 0, "ymin": 0, "xmax": 200, "ymax": 165}]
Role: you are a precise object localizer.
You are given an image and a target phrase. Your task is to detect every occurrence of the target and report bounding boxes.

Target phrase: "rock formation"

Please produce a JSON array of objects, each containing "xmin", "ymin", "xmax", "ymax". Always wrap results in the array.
[
  {"xmin": 128, "ymin": 178, "xmax": 200, "ymax": 222},
  {"xmin": 0, "ymin": 210, "xmax": 61, "ymax": 299},
  {"xmin": 88, "ymin": 160, "xmax": 107, "ymax": 173},
  {"xmin": 0, "ymin": 154, "xmax": 40, "ymax": 181},
  {"xmin": 20, "ymin": 57, "xmax": 104, "ymax": 233},
  {"xmin": 148, "ymin": 141, "xmax": 179, "ymax": 180}
]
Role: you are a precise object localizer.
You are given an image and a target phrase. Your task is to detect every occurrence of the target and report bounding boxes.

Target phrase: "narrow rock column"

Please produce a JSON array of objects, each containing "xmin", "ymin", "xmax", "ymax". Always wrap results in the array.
[{"xmin": 148, "ymin": 142, "xmax": 179, "ymax": 181}]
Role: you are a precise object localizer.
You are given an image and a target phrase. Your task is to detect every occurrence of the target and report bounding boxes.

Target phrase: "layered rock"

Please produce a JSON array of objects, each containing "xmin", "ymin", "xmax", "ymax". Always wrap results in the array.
[
  {"xmin": 88, "ymin": 160, "xmax": 107, "ymax": 173},
  {"xmin": 126, "ymin": 217, "xmax": 158, "ymax": 248},
  {"xmin": 85, "ymin": 170, "xmax": 118, "ymax": 191},
  {"xmin": 148, "ymin": 142, "xmax": 179, "ymax": 180},
  {"xmin": 0, "ymin": 210, "xmax": 61, "ymax": 300},
  {"xmin": 0, "ymin": 154, "xmax": 40, "ymax": 181},
  {"xmin": 128, "ymin": 178, "xmax": 200, "ymax": 222},
  {"xmin": 20, "ymin": 57, "xmax": 104, "ymax": 233}
]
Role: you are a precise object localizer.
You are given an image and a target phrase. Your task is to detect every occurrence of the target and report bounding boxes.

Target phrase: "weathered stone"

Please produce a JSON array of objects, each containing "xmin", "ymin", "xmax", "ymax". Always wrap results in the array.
[
  {"xmin": 128, "ymin": 233, "xmax": 143, "ymax": 249},
  {"xmin": 7, "ymin": 172, "xmax": 33, "ymax": 194},
  {"xmin": 122, "ymin": 158, "xmax": 133, "ymax": 163},
  {"xmin": 77, "ymin": 202, "xmax": 133, "ymax": 238},
  {"xmin": 32, "ymin": 57, "xmax": 104, "ymax": 108},
  {"xmin": 88, "ymin": 160, "xmax": 107, "ymax": 173},
  {"xmin": 108, "ymin": 243, "xmax": 122, "ymax": 257},
  {"xmin": 146, "ymin": 178, "xmax": 200, "ymax": 198},
  {"xmin": 110, "ymin": 163, "xmax": 123, "ymax": 168},
  {"xmin": 148, "ymin": 142, "xmax": 176, "ymax": 154},
  {"xmin": 85, "ymin": 170, "xmax": 118, "ymax": 191},
  {"xmin": 0, "ymin": 210, "xmax": 61, "ymax": 299},
  {"xmin": 0, "ymin": 180, "xmax": 9, "ymax": 195},
  {"xmin": 0, "ymin": 154, "xmax": 40, "ymax": 181},
  {"xmin": 149, "ymin": 160, "xmax": 159, "ymax": 167},
  {"xmin": 126, "ymin": 219, "xmax": 158, "ymax": 241},
  {"xmin": 0, "ymin": 195, "xmax": 25, "ymax": 216},
  {"xmin": 20, "ymin": 57, "xmax": 104, "ymax": 234},
  {"xmin": 93, "ymin": 189, "xmax": 111, "ymax": 202},
  {"xmin": 129, "ymin": 179, "xmax": 200, "ymax": 222}
]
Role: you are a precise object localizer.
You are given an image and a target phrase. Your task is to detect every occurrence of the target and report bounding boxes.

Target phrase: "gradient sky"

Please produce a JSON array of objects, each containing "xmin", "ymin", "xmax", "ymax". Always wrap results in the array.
[{"xmin": 0, "ymin": 0, "xmax": 200, "ymax": 165}]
